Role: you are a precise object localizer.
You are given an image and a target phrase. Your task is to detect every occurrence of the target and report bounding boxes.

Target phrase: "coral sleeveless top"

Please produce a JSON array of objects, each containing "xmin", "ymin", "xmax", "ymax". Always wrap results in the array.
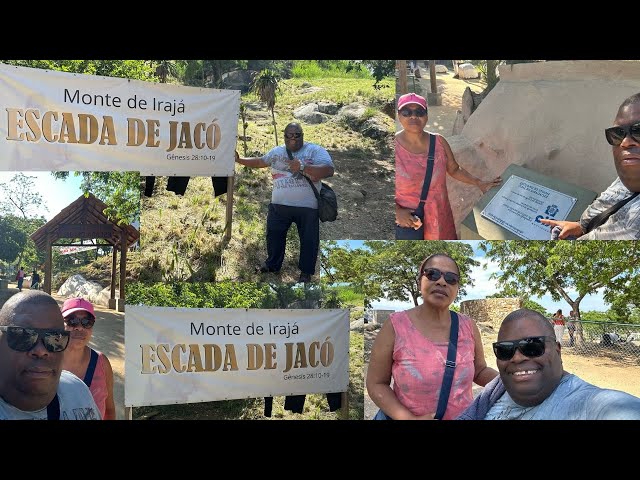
[
  {"xmin": 88, "ymin": 351, "xmax": 109, "ymax": 420},
  {"xmin": 395, "ymin": 134, "xmax": 457, "ymax": 239},
  {"xmin": 390, "ymin": 310, "xmax": 476, "ymax": 419}
]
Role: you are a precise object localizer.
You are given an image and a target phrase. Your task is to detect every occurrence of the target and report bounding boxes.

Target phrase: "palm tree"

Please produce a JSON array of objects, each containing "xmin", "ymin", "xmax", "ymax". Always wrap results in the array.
[
  {"xmin": 152, "ymin": 60, "xmax": 181, "ymax": 84},
  {"xmin": 252, "ymin": 69, "xmax": 281, "ymax": 147}
]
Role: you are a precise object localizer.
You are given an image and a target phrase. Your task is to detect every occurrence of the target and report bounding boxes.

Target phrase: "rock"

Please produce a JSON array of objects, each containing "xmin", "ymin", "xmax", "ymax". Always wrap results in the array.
[
  {"xmin": 452, "ymin": 110, "xmax": 465, "ymax": 135},
  {"xmin": 336, "ymin": 103, "xmax": 368, "ymax": 129},
  {"xmin": 293, "ymin": 103, "xmax": 331, "ymax": 124},
  {"xmin": 317, "ymin": 101, "xmax": 340, "ymax": 115},
  {"xmin": 57, "ymin": 274, "xmax": 111, "ymax": 307},
  {"xmin": 220, "ymin": 70, "xmax": 257, "ymax": 93},
  {"xmin": 344, "ymin": 190, "xmax": 365, "ymax": 201},
  {"xmin": 360, "ymin": 117, "xmax": 391, "ymax": 140}
]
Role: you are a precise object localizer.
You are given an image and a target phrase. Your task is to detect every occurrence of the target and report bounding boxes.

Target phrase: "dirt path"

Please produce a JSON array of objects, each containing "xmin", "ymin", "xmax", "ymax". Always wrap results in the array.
[
  {"xmin": 399, "ymin": 65, "xmax": 487, "ymax": 136},
  {"xmin": 320, "ymin": 145, "xmax": 395, "ymax": 241}
]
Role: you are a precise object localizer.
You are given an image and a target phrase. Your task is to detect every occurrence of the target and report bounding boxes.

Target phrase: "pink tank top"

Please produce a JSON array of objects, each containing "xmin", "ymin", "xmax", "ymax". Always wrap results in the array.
[
  {"xmin": 390, "ymin": 310, "xmax": 476, "ymax": 419},
  {"xmin": 395, "ymin": 135, "xmax": 457, "ymax": 239},
  {"xmin": 89, "ymin": 352, "xmax": 109, "ymax": 420}
]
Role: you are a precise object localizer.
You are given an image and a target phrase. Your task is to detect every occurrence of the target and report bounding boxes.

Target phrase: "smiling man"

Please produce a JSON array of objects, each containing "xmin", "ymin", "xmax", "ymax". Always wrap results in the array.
[
  {"xmin": 457, "ymin": 309, "xmax": 640, "ymax": 420},
  {"xmin": 0, "ymin": 291, "xmax": 101, "ymax": 420},
  {"xmin": 541, "ymin": 93, "xmax": 640, "ymax": 239}
]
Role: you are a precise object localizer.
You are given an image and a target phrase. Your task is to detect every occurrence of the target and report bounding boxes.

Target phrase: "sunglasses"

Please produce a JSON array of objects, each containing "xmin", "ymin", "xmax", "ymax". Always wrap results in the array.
[
  {"xmin": 64, "ymin": 315, "xmax": 95, "ymax": 329},
  {"xmin": 399, "ymin": 107, "xmax": 427, "ymax": 118},
  {"xmin": 284, "ymin": 132, "xmax": 303, "ymax": 139},
  {"xmin": 422, "ymin": 267, "xmax": 459, "ymax": 286},
  {"xmin": 0, "ymin": 326, "xmax": 70, "ymax": 353},
  {"xmin": 493, "ymin": 336, "xmax": 553, "ymax": 361},
  {"xmin": 604, "ymin": 122, "xmax": 640, "ymax": 146}
]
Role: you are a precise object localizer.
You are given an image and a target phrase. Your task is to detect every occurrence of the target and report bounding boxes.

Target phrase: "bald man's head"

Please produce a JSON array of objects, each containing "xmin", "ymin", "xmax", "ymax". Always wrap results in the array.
[{"xmin": 0, "ymin": 291, "xmax": 62, "ymax": 327}]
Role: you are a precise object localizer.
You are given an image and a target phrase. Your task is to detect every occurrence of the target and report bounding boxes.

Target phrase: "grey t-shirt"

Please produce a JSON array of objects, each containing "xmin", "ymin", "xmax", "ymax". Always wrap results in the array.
[
  {"xmin": 263, "ymin": 143, "xmax": 333, "ymax": 209},
  {"xmin": 0, "ymin": 370, "xmax": 101, "ymax": 420},
  {"xmin": 485, "ymin": 373, "xmax": 640, "ymax": 420},
  {"xmin": 579, "ymin": 177, "xmax": 640, "ymax": 240}
]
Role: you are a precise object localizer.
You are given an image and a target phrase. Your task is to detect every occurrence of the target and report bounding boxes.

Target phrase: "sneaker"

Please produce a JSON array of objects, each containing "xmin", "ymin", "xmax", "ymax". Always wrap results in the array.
[{"xmin": 298, "ymin": 273, "xmax": 312, "ymax": 283}]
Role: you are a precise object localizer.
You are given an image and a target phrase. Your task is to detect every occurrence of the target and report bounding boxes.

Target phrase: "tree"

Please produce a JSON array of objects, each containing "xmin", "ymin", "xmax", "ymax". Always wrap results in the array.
[
  {"xmin": 1, "ymin": 60, "xmax": 155, "ymax": 81},
  {"xmin": 50, "ymin": 172, "xmax": 140, "ymax": 226},
  {"xmin": 0, "ymin": 174, "xmax": 48, "ymax": 267},
  {"xmin": 322, "ymin": 240, "xmax": 478, "ymax": 308},
  {"xmin": 252, "ymin": 69, "xmax": 281, "ymax": 147},
  {"xmin": 0, "ymin": 215, "xmax": 27, "ymax": 263},
  {"xmin": 480, "ymin": 240, "xmax": 640, "ymax": 344},
  {"xmin": 347, "ymin": 60, "xmax": 395, "ymax": 90},
  {"xmin": 150, "ymin": 60, "xmax": 183, "ymax": 83}
]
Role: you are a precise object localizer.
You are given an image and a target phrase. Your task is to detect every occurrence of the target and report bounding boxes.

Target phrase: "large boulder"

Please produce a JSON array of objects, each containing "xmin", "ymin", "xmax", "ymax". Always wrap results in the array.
[
  {"xmin": 220, "ymin": 70, "xmax": 257, "ymax": 93},
  {"xmin": 57, "ymin": 274, "xmax": 109, "ymax": 307},
  {"xmin": 293, "ymin": 103, "xmax": 331, "ymax": 124}
]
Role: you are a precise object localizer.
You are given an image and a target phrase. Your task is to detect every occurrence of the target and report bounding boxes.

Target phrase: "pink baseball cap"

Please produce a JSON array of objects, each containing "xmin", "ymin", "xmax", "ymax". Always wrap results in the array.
[
  {"xmin": 61, "ymin": 297, "xmax": 95, "ymax": 319},
  {"xmin": 397, "ymin": 93, "xmax": 427, "ymax": 111}
]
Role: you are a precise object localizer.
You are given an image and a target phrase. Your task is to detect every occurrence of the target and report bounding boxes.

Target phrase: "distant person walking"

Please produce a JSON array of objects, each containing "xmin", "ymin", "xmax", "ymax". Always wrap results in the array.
[
  {"xmin": 30, "ymin": 270, "xmax": 40, "ymax": 290},
  {"xmin": 16, "ymin": 267, "xmax": 25, "ymax": 292},
  {"xmin": 552, "ymin": 309, "xmax": 565, "ymax": 343}
]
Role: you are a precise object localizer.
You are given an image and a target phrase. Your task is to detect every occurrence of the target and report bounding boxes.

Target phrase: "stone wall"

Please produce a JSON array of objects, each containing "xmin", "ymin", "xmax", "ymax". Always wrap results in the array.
[
  {"xmin": 460, "ymin": 298, "xmax": 522, "ymax": 329},
  {"xmin": 373, "ymin": 309, "xmax": 395, "ymax": 325}
]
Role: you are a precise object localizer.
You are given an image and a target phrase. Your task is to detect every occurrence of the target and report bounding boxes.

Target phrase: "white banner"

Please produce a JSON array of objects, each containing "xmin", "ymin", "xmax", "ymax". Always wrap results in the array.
[
  {"xmin": 0, "ymin": 63, "xmax": 240, "ymax": 176},
  {"xmin": 124, "ymin": 306, "xmax": 350, "ymax": 407},
  {"xmin": 58, "ymin": 245, "xmax": 97, "ymax": 255},
  {"xmin": 481, "ymin": 175, "xmax": 577, "ymax": 240}
]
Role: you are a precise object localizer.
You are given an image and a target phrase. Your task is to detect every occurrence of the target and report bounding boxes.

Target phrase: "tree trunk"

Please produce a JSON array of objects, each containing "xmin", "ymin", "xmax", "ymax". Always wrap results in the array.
[
  {"xmin": 397, "ymin": 60, "xmax": 408, "ymax": 95},
  {"xmin": 484, "ymin": 60, "xmax": 500, "ymax": 97},
  {"xmin": 429, "ymin": 61, "xmax": 437, "ymax": 94},
  {"xmin": 270, "ymin": 108, "xmax": 278, "ymax": 148}
]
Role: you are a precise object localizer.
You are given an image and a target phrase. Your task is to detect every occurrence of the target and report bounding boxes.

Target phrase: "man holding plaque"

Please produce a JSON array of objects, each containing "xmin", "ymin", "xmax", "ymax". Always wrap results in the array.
[{"xmin": 541, "ymin": 93, "xmax": 640, "ymax": 239}]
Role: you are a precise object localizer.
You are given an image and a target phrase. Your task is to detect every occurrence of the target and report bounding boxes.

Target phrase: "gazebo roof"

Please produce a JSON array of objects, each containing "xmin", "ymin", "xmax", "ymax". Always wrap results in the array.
[{"xmin": 30, "ymin": 193, "xmax": 140, "ymax": 250}]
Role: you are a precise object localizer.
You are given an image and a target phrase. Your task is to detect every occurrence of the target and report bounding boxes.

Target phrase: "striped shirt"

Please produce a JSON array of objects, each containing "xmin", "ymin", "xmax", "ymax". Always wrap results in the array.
[{"xmin": 579, "ymin": 177, "xmax": 640, "ymax": 240}]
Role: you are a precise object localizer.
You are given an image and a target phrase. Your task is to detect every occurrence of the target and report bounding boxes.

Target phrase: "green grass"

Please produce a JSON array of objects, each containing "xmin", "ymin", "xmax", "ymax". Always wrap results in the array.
[
  {"xmin": 291, "ymin": 61, "xmax": 372, "ymax": 80},
  {"xmin": 140, "ymin": 74, "xmax": 394, "ymax": 283}
]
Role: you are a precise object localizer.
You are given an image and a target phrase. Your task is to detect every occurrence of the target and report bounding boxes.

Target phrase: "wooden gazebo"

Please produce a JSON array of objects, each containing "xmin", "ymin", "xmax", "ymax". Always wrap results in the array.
[{"xmin": 30, "ymin": 193, "xmax": 140, "ymax": 311}]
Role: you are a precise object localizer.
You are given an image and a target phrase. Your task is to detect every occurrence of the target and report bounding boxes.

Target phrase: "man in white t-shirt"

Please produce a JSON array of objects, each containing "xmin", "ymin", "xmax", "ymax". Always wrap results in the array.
[
  {"xmin": 0, "ymin": 291, "xmax": 101, "ymax": 420},
  {"xmin": 236, "ymin": 122, "xmax": 335, "ymax": 283}
]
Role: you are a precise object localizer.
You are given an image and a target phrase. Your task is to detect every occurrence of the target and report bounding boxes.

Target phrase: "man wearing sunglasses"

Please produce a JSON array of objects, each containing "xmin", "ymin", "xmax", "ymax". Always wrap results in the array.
[
  {"xmin": 541, "ymin": 93, "xmax": 640, "ymax": 239},
  {"xmin": 457, "ymin": 309, "xmax": 640, "ymax": 420},
  {"xmin": 0, "ymin": 291, "xmax": 101, "ymax": 420},
  {"xmin": 235, "ymin": 122, "xmax": 334, "ymax": 283}
]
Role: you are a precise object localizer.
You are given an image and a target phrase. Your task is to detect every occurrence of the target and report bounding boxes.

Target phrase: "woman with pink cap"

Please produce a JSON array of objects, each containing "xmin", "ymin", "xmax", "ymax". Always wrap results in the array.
[
  {"xmin": 60, "ymin": 297, "xmax": 116, "ymax": 420},
  {"xmin": 395, "ymin": 92, "xmax": 502, "ymax": 239}
]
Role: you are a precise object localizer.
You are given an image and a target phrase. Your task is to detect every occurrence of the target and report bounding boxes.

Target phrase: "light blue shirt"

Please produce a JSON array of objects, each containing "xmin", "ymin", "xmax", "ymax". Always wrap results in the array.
[
  {"xmin": 0, "ymin": 370, "xmax": 101, "ymax": 420},
  {"xmin": 263, "ymin": 143, "xmax": 333, "ymax": 209},
  {"xmin": 485, "ymin": 373, "xmax": 640, "ymax": 420}
]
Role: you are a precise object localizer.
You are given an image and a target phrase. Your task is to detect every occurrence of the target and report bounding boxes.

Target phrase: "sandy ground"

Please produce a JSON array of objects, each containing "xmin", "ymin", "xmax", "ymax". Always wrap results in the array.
[{"xmin": 364, "ymin": 323, "xmax": 640, "ymax": 420}]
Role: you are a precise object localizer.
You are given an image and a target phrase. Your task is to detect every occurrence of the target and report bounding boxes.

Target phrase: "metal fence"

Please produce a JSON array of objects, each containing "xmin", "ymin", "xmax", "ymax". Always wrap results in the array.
[{"xmin": 554, "ymin": 319, "xmax": 640, "ymax": 366}]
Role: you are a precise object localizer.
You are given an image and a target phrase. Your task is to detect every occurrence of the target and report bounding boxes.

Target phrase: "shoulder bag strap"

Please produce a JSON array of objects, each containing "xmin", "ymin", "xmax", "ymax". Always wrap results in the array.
[
  {"xmin": 288, "ymin": 147, "xmax": 321, "ymax": 200},
  {"xmin": 83, "ymin": 348, "xmax": 99, "ymax": 388},
  {"xmin": 414, "ymin": 133, "xmax": 437, "ymax": 218},
  {"xmin": 435, "ymin": 310, "xmax": 459, "ymax": 420},
  {"xmin": 47, "ymin": 394, "xmax": 60, "ymax": 420},
  {"xmin": 585, "ymin": 192, "xmax": 639, "ymax": 233}
]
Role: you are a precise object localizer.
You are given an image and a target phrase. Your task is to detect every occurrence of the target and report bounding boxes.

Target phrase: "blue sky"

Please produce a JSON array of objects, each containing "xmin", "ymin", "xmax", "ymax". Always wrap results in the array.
[
  {"xmin": 0, "ymin": 172, "xmax": 85, "ymax": 221},
  {"xmin": 328, "ymin": 240, "xmax": 607, "ymax": 314}
]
